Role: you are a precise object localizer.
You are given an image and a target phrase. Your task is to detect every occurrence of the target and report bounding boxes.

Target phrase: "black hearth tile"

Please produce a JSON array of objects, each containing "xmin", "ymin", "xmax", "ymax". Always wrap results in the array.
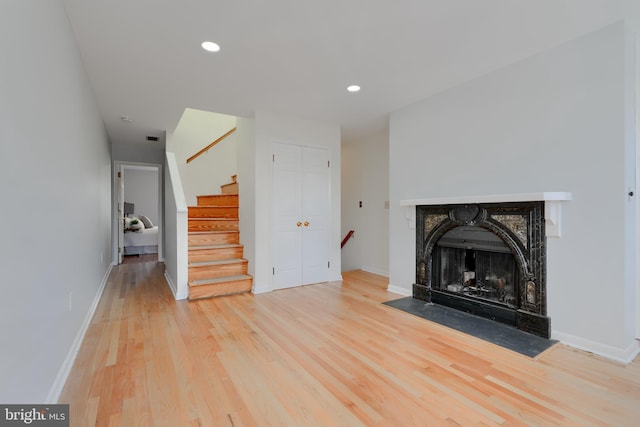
[{"xmin": 383, "ymin": 297, "xmax": 557, "ymax": 358}]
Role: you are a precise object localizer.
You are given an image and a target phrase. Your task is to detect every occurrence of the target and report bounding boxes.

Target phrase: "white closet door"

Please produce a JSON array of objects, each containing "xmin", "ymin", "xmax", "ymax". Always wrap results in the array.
[
  {"xmin": 272, "ymin": 143, "xmax": 303, "ymax": 289},
  {"xmin": 301, "ymin": 146, "xmax": 330, "ymax": 285},
  {"xmin": 272, "ymin": 142, "xmax": 330, "ymax": 289}
]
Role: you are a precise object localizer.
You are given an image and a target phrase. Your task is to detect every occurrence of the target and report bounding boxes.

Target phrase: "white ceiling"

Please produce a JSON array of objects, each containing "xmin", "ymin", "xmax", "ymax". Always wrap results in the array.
[{"xmin": 62, "ymin": 0, "xmax": 624, "ymax": 145}]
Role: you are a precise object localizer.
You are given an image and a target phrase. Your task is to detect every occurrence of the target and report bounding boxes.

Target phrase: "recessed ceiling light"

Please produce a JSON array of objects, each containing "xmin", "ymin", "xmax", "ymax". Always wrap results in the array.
[
  {"xmin": 347, "ymin": 85, "xmax": 361, "ymax": 93},
  {"xmin": 201, "ymin": 41, "xmax": 220, "ymax": 52}
]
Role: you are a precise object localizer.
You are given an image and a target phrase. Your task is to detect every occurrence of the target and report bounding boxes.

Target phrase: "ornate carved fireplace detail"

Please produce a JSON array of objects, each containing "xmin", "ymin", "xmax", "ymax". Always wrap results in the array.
[{"xmin": 414, "ymin": 202, "xmax": 550, "ymax": 338}]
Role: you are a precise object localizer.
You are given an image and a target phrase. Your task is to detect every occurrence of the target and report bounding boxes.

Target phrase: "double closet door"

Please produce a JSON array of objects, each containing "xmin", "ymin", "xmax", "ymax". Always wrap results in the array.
[{"xmin": 272, "ymin": 142, "xmax": 330, "ymax": 290}]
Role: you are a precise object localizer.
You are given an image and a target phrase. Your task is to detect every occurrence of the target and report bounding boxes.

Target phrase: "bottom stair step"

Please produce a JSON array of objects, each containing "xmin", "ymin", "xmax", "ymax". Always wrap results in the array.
[{"xmin": 188, "ymin": 275, "xmax": 253, "ymax": 300}]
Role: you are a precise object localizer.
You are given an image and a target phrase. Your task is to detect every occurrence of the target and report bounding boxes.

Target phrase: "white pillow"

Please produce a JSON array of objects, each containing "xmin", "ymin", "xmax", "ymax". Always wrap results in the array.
[{"xmin": 139, "ymin": 215, "xmax": 153, "ymax": 229}]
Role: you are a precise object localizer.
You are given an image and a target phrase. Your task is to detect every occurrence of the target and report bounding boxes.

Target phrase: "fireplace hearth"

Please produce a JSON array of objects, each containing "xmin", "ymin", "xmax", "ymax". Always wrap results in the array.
[{"xmin": 413, "ymin": 202, "xmax": 550, "ymax": 338}]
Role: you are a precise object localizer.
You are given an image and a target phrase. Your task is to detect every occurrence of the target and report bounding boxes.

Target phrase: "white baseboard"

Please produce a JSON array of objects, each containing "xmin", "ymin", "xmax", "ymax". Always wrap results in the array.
[
  {"xmin": 552, "ymin": 330, "xmax": 640, "ymax": 364},
  {"xmin": 252, "ymin": 285, "xmax": 272, "ymax": 294},
  {"xmin": 387, "ymin": 284, "xmax": 412, "ymax": 296},
  {"xmin": 164, "ymin": 271, "xmax": 177, "ymax": 298},
  {"xmin": 164, "ymin": 271, "xmax": 187, "ymax": 300},
  {"xmin": 46, "ymin": 263, "xmax": 113, "ymax": 403},
  {"xmin": 361, "ymin": 266, "xmax": 389, "ymax": 277}
]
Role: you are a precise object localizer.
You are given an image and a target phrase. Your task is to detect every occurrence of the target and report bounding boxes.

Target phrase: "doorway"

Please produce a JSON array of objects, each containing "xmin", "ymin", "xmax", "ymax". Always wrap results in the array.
[{"xmin": 113, "ymin": 162, "xmax": 163, "ymax": 264}]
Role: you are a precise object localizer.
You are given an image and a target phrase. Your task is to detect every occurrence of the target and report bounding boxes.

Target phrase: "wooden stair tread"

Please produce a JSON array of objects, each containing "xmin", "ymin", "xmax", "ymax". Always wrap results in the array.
[
  {"xmin": 189, "ymin": 230, "xmax": 239, "ymax": 235},
  {"xmin": 189, "ymin": 243, "xmax": 242, "ymax": 250},
  {"xmin": 189, "ymin": 275, "xmax": 252, "ymax": 286},
  {"xmin": 192, "ymin": 203, "xmax": 239, "ymax": 208},
  {"xmin": 189, "ymin": 258, "xmax": 247, "ymax": 267},
  {"xmin": 196, "ymin": 195, "xmax": 238, "ymax": 207},
  {"xmin": 188, "ymin": 220, "xmax": 239, "ymax": 229},
  {"xmin": 221, "ymin": 182, "xmax": 238, "ymax": 195},
  {"xmin": 187, "ymin": 205, "xmax": 238, "ymax": 209},
  {"xmin": 189, "ymin": 218, "xmax": 237, "ymax": 221},
  {"xmin": 188, "ymin": 276, "xmax": 252, "ymax": 300},
  {"xmin": 188, "ymin": 231, "xmax": 239, "ymax": 246},
  {"xmin": 188, "ymin": 206, "xmax": 238, "ymax": 218}
]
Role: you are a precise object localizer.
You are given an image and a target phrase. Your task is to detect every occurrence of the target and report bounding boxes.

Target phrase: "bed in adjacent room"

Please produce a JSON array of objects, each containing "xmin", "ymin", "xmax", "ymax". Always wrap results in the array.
[{"xmin": 123, "ymin": 215, "xmax": 158, "ymax": 255}]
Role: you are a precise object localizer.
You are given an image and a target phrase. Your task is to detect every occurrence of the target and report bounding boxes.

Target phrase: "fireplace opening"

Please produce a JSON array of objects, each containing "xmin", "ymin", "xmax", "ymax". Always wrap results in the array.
[
  {"xmin": 413, "ymin": 202, "xmax": 551, "ymax": 338},
  {"xmin": 433, "ymin": 226, "xmax": 519, "ymax": 308}
]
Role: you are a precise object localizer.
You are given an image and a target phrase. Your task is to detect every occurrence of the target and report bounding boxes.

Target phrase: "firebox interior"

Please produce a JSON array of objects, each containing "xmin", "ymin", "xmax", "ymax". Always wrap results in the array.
[{"xmin": 432, "ymin": 226, "xmax": 519, "ymax": 308}]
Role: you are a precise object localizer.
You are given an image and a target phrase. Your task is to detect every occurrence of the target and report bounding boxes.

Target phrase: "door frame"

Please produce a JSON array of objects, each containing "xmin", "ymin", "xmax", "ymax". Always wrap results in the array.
[
  {"xmin": 116, "ymin": 164, "xmax": 125, "ymax": 265},
  {"xmin": 112, "ymin": 161, "xmax": 164, "ymax": 264},
  {"xmin": 636, "ymin": 31, "xmax": 640, "ymax": 340}
]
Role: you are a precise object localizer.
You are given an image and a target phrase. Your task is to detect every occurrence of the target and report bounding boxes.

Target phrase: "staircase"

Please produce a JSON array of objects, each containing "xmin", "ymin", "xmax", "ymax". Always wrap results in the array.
[{"xmin": 188, "ymin": 175, "xmax": 252, "ymax": 300}]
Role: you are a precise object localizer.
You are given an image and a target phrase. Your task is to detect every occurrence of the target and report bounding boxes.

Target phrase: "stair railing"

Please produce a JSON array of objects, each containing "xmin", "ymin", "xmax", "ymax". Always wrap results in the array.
[
  {"xmin": 341, "ymin": 230, "xmax": 355, "ymax": 248},
  {"xmin": 186, "ymin": 126, "xmax": 237, "ymax": 164}
]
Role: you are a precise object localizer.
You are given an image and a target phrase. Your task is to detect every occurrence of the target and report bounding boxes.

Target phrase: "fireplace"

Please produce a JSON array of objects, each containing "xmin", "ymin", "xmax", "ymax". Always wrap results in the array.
[{"xmin": 413, "ymin": 201, "xmax": 551, "ymax": 338}]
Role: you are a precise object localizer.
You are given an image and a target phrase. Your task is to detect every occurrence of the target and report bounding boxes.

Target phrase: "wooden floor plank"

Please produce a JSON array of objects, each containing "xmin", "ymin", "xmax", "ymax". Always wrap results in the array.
[{"xmin": 59, "ymin": 264, "xmax": 640, "ymax": 426}]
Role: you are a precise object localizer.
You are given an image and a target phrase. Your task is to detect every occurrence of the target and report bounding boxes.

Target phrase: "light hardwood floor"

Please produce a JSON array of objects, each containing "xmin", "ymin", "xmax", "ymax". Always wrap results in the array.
[
  {"xmin": 122, "ymin": 254, "xmax": 157, "ymax": 264},
  {"xmin": 59, "ymin": 261, "xmax": 640, "ymax": 426}
]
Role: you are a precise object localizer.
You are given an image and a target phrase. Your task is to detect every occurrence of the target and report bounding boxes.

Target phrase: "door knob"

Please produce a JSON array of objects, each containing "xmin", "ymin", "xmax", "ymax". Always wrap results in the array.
[
  {"xmin": 304, "ymin": 221, "xmax": 310, "ymax": 227},
  {"xmin": 296, "ymin": 221, "xmax": 302, "ymax": 227}
]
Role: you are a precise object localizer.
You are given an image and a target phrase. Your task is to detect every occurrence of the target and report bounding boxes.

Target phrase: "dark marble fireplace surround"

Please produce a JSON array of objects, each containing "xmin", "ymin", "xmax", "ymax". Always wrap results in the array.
[{"xmin": 414, "ymin": 202, "xmax": 550, "ymax": 338}]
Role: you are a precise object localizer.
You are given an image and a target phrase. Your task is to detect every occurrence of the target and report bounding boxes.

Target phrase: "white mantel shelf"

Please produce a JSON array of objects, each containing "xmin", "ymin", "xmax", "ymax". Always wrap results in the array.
[{"xmin": 400, "ymin": 192, "xmax": 572, "ymax": 238}]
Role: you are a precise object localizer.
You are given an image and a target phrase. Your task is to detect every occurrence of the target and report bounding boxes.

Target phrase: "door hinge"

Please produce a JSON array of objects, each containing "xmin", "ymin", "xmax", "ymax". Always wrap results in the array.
[
  {"xmin": 328, "ymin": 160, "xmax": 330, "ymax": 167},
  {"xmin": 273, "ymin": 154, "xmax": 275, "ymax": 162},
  {"xmin": 328, "ymin": 261, "xmax": 330, "ymax": 268},
  {"xmin": 272, "ymin": 267, "xmax": 275, "ymax": 275},
  {"xmin": 117, "ymin": 171, "xmax": 121, "ymax": 178}
]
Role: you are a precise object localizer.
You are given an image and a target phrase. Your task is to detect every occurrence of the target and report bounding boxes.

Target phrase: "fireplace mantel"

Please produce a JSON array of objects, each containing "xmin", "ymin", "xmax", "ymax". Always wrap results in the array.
[{"xmin": 400, "ymin": 192, "xmax": 572, "ymax": 237}]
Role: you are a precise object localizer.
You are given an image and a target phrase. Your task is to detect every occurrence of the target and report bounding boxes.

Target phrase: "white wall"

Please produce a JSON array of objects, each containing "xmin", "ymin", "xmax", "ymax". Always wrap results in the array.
[
  {"xmin": 236, "ymin": 116, "xmax": 257, "ymax": 278},
  {"xmin": 0, "ymin": 0, "xmax": 112, "ymax": 402},
  {"xmin": 389, "ymin": 22, "xmax": 638, "ymax": 362},
  {"xmin": 636, "ymin": 31, "xmax": 640, "ymax": 341},
  {"xmin": 166, "ymin": 108, "xmax": 237, "ymax": 205},
  {"xmin": 112, "ymin": 141, "xmax": 166, "ymax": 165},
  {"xmin": 252, "ymin": 110, "xmax": 341, "ymax": 293},
  {"xmin": 341, "ymin": 130, "xmax": 390, "ymax": 276},
  {"xmin": 164, "ymin": 153, "xmax": 188, "ymax": 300},
  {"xmin": 623, "ymin": 0, "xmax": 640, "ymax": 343},
  {"xmin": 124, "ymin": 167, "xmax": 160, "ymax": 225}
]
